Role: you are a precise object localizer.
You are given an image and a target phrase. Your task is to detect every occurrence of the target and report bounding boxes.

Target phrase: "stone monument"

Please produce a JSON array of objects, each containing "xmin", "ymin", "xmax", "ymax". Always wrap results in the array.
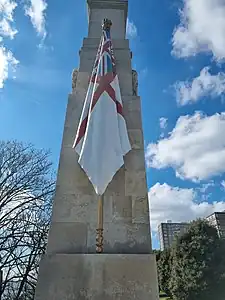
[{"xmin": 34, "ymin": 0, "xmax": 159, "ymax": 299}]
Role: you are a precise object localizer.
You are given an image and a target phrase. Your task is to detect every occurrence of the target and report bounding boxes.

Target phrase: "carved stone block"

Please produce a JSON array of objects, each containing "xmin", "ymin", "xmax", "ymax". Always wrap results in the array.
[
  {"xmin": 87, "ymin": 221, "xmax": 151, "ymax": 254},
  {"xmin": 35, "ymin": 254, "xmax": 159, "ymax": 300},
  {"xmin": 47, "ymin": 222, "xmax": 88, "ymax": 254},
  {"xmin": 112, "ymin": 195, "xmax": 132, "ymax": 221},
  {"xmin": 132, "ymin": 69, "xmax": 138, "ymax": 96},
  {"xmin": 124, "ymin": 149, "xmax": 146, "ymax": 171},
  {"xmin": 132, "ymin": 196, "xmax": 150, "ymax": 224},
  {"xmin": 128, "ymin": 129, "xmax": 144, "ymax": 150},
  {"xmin": 106, "ymin": 167, "xmax": 125, "ymax": 196},
  {"xmin": 125, "ymin": 110, "xmax": 143, "ymax": 130},
  {"xmin": 72, "ymin": 69, "xmax": 78, "ymax": 92},
  {"xmin": 52, "ymin": 193, "xmax": 112, "ymax": 224},
  {"xmin": 125, "ymin": 171, "xmax": 147, "ymax": 197}
]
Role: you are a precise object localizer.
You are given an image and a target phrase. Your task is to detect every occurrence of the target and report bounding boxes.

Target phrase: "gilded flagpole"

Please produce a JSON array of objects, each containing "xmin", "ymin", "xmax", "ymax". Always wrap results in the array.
[
  {"xmin": 95, "ymin": 18, "xmax": 112, "ymax": 254},
  {"xmin": 96, "ymin": 195, "xmax": 104, "ymax": 253}
]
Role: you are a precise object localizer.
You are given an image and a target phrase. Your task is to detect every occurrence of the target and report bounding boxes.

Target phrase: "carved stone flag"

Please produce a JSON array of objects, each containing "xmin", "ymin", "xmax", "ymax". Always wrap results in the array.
[{"xmin": 73, "ymin": 19, "xmax": 131, "ymax": 195}]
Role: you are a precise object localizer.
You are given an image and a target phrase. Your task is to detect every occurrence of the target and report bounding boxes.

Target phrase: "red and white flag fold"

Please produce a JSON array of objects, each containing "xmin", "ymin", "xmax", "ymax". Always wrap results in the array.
[{"xmin": 73, "ymin": 26, "xmax": 131, "ymax": 195}]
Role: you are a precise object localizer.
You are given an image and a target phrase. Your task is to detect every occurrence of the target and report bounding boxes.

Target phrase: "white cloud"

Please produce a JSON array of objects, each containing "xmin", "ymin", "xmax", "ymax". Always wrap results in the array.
[
  {"xmin": 146, "ymin": 112, "xmax": 225, "ymax": 182},
  {"xmin": 159, "ymin": 117, "xmax": 168, "ymax": 129},
  {"xmin": 126, "ymin": 18, "xmax": 137, "ymax": 39},
  {"xmin": 172, "ymin": 0, "xmax": 225, "ymax": 61},
  {"xmin": 221, "ymin": 180, "xmax": 225, "ymax": 189},
  {"xmin": 0, "ymin": 19, "xmax": 17, "ymax": 39},
  {"xmin": 0, "ymin": 0, "xmax": 17, "ymax": 22},
  {"xmin": 0, "ymin": 0, "xmax": 17, "ymax": 39},
  {"xmin": 159, "ymin": 117, "xmax": 168, "ymax": 138},
  {"xmin": 0, "ymin": 1, "xmax": 18, "ymax": 87},
  {"xmin": 198, "ymin": 181, "xmax": 215, "ymax": 193},
  {"xmin": 0, "ymin": 46, "xmax": 19, "ymax": 88},
  {"xmin": 174, "ymin": 67, "xmax": 225, "ymax": 106},
  {"xmin": 25, "ymin": 0, "xmax": 47, "ymax": 39},
  {"xmin": 149, "ymin": 182, "xmax": 225, "ymax": 231}
]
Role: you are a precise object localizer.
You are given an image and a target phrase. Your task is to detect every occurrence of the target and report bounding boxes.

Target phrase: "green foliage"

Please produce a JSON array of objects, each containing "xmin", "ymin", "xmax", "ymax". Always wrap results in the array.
[
  {"xmin": 153, "ymin": 249, "xmax": 161, "ymax": 262},
  {"xmin": 157, "ymin": 248, "xmax": 172, "ymax": 298},
  {"xmin": 169, "ymin": 219, "xmax": 225, "ymax": 300}
]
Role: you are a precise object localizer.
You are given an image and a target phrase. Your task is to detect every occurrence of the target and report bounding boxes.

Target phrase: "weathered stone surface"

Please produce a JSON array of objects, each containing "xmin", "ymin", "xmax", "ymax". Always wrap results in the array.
[
  {"xmin": 106, "ymin": 167, "xmax": 125, "ymax": 195},
  {"xmin": 112, "ymin": 194, "xmax": 132, "ymax": 222},
  {"xmin": 72, "ymin": 72, "xmax": 90, "ymax": 92},
  {"xmin": 117, "ymin": 71, "xmax": 133, "ymax": 95},
  {"xmin": 132, "ymin": 196, "xmax": 150, "ymax": 224},
  {"xmin": 123, "ymin": 95, "xmax": 141, "ymax": 110},
  {"xmin": 55, "ymin": 183, "xmax": 95, "ymax": 197},
  {"xmin": 125, "ymin": 171, "xmax": 148, "ymax": 197},
  {"xmin": 82, "ymin": 37, "xmax": 130, "ymax": 50},
  {"xmin": 56, "ymin": 150, "xmax": 93, "ymax": 192},
  {"xmin": 88, "ymin": 2, "xmax": 127, "ymax": 39},
  {"xmin": 35, "ymin": 254, "xmax": 159, "ymax": 300},
  {"xmin": 132, "ymin": 69, "xmax": 138, "ymax": 96},
  {"xmin": 125, "ymin": 109, "xmax": 143, "ymax": 130},
  {"xmin": 62, "ymin": 126, "xmax": 76, "ymax": 148},
  {"xmin": 47, "ymin": 222, "xmax": 88, "ymax": 254},
  {"xmin": 124, "ymin": 149, "xmax": 146, "ymax": 171},
  {"xmin": 123, "ymin": 96, "xmax": 143, "ymax": 129},
  {"xmin": 80, "ymin": 47, "xmax": 132, "ymax": 70},
  {"xmin": 51, "ymin": 193, "xmax": 113, "ymax": 223},
  {"xmin": 63, "ymin": 92, "xmax": 85, "ymax": 130},
  {"xmin": 72, "ymin": 69, "xmax": 78, "ymax": 92},
  {"xmin": 128, "ymin": 129, "xmax": 144, "ymax": 149},
  {"xmin": 87, "ymin": 221, "xmax": 151, "ymax": 254}
]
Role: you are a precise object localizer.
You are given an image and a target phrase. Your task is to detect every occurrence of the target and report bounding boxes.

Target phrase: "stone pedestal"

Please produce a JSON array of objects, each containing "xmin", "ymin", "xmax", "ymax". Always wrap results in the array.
[
  {"xmin": 34, "ymin": 0, "xmax": 159, "ymax": 299},
  {"xmin": 35, "ymin": 254, "xmax": 159, "ymax": 300}
]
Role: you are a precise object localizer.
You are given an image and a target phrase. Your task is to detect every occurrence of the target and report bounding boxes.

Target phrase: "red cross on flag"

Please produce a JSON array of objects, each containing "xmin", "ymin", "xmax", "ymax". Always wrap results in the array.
[{"xmin": 73, "ymin": 20, "xmax": 131, "ymax": 195}]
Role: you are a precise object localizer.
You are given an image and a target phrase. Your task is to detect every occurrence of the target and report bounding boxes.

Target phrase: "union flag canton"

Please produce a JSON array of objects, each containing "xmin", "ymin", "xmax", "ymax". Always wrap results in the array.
[
  {"xmin": 95, "ymin": 27, "xmax": 116, "ymax": 77},
  {"xmin": 73, "ymin": 19, "xmax": 131, "ymax": 196}
]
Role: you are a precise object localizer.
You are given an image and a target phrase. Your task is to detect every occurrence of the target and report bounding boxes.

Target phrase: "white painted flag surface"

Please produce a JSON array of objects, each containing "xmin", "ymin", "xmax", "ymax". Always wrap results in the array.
[{"xmin": 73, "ymin": 25, "xmax": 131, "ymax": 195}]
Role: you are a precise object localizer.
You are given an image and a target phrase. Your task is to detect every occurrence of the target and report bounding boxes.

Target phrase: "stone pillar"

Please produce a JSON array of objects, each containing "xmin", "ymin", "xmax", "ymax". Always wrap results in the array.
[{"xmin": 34, "ymin": 0, "xmax": 159, "ymax": 299}]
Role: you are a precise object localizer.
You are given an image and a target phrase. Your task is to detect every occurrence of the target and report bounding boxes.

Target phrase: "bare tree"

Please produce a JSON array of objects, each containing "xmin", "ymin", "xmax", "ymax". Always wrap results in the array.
[{"xmin": 0, "ymin": 141, "xmax": 55, "ymax": 299}]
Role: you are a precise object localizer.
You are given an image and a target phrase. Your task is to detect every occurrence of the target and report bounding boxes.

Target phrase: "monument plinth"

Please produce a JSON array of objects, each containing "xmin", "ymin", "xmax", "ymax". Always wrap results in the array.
[{"xmin": 34, "ymin": 0, "xmax": 159, "ymax": 299}]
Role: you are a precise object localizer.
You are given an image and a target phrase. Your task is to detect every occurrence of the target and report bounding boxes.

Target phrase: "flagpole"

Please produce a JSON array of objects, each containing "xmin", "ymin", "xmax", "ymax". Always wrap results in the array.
[{"xmin": 96, "ymin": 195, "xmax": 104, "ymax": 253}]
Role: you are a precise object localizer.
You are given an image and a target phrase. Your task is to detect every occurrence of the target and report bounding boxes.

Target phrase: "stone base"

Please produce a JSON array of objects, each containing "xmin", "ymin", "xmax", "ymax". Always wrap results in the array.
[{"xmin": 34, "ymin": 254, "xmax": 159, "ymax": 300}]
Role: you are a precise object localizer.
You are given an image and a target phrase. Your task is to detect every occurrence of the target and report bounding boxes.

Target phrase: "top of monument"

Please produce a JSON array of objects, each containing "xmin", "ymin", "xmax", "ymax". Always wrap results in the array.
[
  {"xmin": 102, "ymin": 18, "xmax": 112, "ymax": 30},
  {"xmin": 87, "ymin": 0, "xmax": 128, "ymax": 39},
  {"xmin": 87, "ymin": 0, "xmax": 128, "ymax": 10}
]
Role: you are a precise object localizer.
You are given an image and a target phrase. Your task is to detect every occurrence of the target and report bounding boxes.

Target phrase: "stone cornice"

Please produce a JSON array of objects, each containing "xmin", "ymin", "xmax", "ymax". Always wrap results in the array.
[
  {"xmin": 87, "ymin": 0, "xmax": 128, "ymax": 29},
  {"xmin": 87, "ymin": 0, "xmax": 128, "ymax": 10}
]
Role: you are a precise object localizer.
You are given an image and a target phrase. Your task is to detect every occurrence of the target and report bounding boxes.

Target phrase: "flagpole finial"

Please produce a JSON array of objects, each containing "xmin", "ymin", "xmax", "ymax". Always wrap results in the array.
[{"xmin": 102, "ymin": 18, "xmax": 112, "ymax": 31}]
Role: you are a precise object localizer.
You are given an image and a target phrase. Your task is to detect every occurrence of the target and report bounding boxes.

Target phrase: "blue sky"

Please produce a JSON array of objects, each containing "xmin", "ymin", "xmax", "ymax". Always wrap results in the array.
[{"xmin": 1, "ymin": 0, "xmax": 225, "ymax": 249}]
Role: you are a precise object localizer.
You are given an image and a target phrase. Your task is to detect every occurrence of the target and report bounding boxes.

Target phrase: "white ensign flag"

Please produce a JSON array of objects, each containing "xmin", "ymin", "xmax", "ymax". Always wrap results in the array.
[{"xmin": 73, "ymin": 24, "xmax": 131, "ymax": 195}]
